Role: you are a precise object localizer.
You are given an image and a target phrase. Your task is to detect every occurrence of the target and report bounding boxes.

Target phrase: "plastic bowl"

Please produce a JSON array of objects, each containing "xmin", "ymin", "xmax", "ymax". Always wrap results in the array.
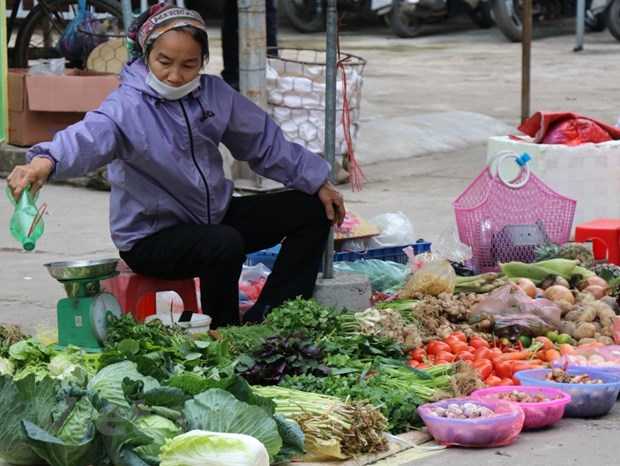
[
  {"xmin": 417, "ymin": 396, "xmax": 525, "ymax": 447},
  {"xmin": 471, "ymin": 385, "xmax": 571, "ymax": 429},
  {"xmin": 514, "ymin": 368, "xmax": 620, "ymax": 418},
  {"xmin": 551, "ymin": 361, "xmax": 620, "ymax": 378}
]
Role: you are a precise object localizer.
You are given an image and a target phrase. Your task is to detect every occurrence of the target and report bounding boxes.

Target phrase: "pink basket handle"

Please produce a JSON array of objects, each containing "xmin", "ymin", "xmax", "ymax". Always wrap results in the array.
[{"xmin": 487, "ymin": 151, "xmax": 531, "ymax": 188}]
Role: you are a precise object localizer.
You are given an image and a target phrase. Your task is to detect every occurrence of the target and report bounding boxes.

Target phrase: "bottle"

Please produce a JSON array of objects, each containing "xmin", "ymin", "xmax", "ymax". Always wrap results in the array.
[{"xmin": 6, "ymin": 185, "xmax": 45, "ymax": 251}]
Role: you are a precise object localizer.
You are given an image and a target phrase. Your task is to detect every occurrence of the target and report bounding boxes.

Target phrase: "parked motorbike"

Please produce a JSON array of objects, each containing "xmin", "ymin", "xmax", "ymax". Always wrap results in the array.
[
  {"xmin": 492, "ymin": 0, "xmax": 620, "ymax": 42},
  {"xmin": 280, "ymin": 0, "xmax": 494, "ymax": 38},
  {"xmin": 387, "ymin": 0, "xmax": 494, "ymax": 38}
]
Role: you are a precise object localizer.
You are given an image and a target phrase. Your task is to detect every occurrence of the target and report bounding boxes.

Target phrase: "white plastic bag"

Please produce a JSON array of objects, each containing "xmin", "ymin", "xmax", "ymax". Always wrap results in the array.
[{"xmin": 367, "ymin": 211, "xmax": 416, "ymax": 248}]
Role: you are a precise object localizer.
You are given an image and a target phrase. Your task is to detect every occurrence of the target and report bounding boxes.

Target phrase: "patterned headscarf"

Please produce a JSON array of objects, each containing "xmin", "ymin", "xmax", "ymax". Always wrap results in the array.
[{"xmin": 126, "ymin": 3, "xmax": 208, "ymax": 58}]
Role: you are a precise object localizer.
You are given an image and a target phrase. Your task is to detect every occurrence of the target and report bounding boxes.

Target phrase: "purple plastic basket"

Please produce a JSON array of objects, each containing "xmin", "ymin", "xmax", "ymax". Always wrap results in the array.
[{"xmin": 453, "ymin": 152, "xmax": 576, "ymax": 273}]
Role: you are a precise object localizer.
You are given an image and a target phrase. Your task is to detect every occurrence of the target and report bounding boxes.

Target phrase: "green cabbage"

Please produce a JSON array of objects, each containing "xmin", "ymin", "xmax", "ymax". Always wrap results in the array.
[
  {"xmin": 159, "ymin": 430, "xmax": 269, "ymax": 466},
  {"xmin": 0, "ymin": 357, "xmax": 15, "ymax": 376},
  {"xmin": 134, "ymin": 415, "xmax": 181, "ymax": 458},
  {"xmin": 87, "ymin": 361, "xmax": 159, "ymax": 408}
]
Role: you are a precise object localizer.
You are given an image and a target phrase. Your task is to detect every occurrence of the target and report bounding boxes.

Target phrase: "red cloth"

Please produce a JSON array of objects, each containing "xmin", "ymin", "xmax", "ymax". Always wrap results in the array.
[{"xmin": 516, "ymin": 111, "xmax": 620, "ymax": 145}]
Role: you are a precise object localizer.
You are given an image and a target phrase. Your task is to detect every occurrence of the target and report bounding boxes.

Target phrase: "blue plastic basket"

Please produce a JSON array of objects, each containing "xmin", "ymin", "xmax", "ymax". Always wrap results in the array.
[{"xmin": 245, "ymin": 242, "xmax": 432, "ymax": 271}]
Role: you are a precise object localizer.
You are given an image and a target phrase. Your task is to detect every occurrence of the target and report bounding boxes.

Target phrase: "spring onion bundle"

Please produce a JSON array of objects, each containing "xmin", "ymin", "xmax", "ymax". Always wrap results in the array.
[{"xmin": 252, "ymin": 385, "xmax": 389, "ymax": 460}]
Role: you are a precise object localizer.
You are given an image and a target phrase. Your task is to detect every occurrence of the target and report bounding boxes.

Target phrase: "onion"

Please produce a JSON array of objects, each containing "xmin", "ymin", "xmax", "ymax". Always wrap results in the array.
[
  {"xmin": 582, "ymin": 285, "xmax": 610, "ymax": 300},
  {"xmin": 516, "ymin": 278, "xmax": 537, "ymax": 298},
  {"xmin": 544, "ymin": 285, "xmax": 575, "ymax": 304},
  {"xmin": 581, "ymin": 276, "xmax": 610, "ymax": 290}
]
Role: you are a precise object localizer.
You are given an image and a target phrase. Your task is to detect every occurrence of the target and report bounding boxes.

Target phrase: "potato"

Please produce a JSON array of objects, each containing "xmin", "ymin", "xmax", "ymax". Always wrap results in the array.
[
  {"xmin": 597, "ymin": 336, "xmax": 615, "ymax": 345},
  {"xmin": 555, "ymin": 300, "xmax": 574, "ymax": 317},
  {"xmin": 573, "ymin": 322, "xmax": 596, "ymax": 340},
  {"xmin": 577, "ymin": 337, "xmax": 598, "ymax": 346},
  {"xmin": 559, "ymin": 320, "xmax": 577, "ymax": 337},
  {"xmin": 592, "ymin": 321, "xmax": 602, "ymax": 333},
  {"xmin": 577, "ymin": 304, "xmax": 597, "ymax": 323},
  {"xmin": 564, "ymin": 310, "xmax": 582, "ymax": 322}
]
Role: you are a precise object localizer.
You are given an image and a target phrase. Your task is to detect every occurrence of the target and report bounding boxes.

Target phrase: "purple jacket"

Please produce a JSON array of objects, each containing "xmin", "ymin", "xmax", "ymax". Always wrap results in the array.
[{"xmin": 26, "ymin": 59, "xmax": 331, "ymax": 251}]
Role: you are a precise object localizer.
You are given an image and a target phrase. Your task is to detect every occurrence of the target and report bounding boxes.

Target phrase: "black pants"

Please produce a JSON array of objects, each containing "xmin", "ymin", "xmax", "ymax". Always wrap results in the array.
[
  {"xmin": 221, "ymin": 0, "xmax": 279, "ymax": 88},
  {"xmin": 120, "ymin": 191, "xmax": 330, "ymax": 328}
]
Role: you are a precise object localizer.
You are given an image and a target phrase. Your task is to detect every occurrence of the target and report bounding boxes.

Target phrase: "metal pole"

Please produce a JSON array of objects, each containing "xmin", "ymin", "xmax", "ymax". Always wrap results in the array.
[
  {"xmin": 575, "ymin": 0, "xmax": 585, "ymax": 51},
  {"xmin": 237, "ymin": 0, "xmax": 267, "ymax": 189},
  {"xmin": 322, "ymin": 0, "xmax": 338, "ymax": 279},
  {"xmin": 521, "ymin": 0, "xmax": 532, "ymax": 123},
  {"xmin": 238, "ymin": 0, "xmax": 267, "ymax": 109},
  {"xmin": 120, "ymin": 0, "xmax": 132, "ymax": 35}
]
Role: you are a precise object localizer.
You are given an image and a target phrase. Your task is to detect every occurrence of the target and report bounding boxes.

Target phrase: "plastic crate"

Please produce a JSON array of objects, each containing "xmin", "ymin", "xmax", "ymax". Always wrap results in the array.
[
  {"xmin": 246, "ymin": 242, "xmax": 432, "ymax": 271},
  {"xmin": 334, "ymin": 242, "xmax": 431, "ymax": 264},
  {"xmin": 245, "ymin": 244, "xmax": 281, "ymax": 271}
]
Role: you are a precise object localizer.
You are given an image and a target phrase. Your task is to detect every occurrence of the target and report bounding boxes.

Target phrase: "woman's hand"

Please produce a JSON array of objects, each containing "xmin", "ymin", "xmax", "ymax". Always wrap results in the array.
[
  {"xmin": 6, "ymin": 157, "xmax": 54, "ymax": 201},
  {"xmin": 317, "ymin": 181, "xmax": 346, "ymax": 227}
]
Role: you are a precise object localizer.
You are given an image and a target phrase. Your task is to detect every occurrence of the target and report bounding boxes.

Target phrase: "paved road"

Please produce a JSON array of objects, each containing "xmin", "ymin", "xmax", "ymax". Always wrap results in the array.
[{"xmin": 1, "ymin": 17, "xmax": 619, "ymax": 466}]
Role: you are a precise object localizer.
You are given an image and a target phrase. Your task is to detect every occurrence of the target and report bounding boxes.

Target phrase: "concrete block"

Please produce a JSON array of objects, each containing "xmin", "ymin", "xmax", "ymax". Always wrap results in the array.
[{"xmin": 313, "ymin": 272, "xmax": 371, "ymax": 313}]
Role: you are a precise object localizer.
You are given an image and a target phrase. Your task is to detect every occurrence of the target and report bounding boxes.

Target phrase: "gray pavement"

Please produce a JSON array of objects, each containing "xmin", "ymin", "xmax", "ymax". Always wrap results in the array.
[{"xmin": 1, "ymin": 17, "xmax": 620, "ymax": 466}]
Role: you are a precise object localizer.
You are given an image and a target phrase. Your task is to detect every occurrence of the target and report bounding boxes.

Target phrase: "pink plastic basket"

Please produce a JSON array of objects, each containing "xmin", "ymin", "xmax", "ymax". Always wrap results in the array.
[
  {"xmin": 472, "ymin": 385, "xmax": 572, "ymax": 430},
  {"xmin": 453, "ymin": 151, "xmax": 576, "ymax": 273}
]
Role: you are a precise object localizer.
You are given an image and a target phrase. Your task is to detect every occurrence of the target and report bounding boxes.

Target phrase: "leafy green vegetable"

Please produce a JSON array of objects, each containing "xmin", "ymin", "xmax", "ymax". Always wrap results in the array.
[
  {"xmin": 87, "ymin": 361, "xmax": 160, "ymax": 408},
  {"xmin": 0, "ymin": 374, "xmax": 58, "ymax": 465},
  {"xmin": 184, "ymin": 389, "xmax": 283, "ymax": 461},
  {"xmin": 22, "ymin": 420, "xmax": 104, "ymax": 466},
  {"xmin": 159, "ymin": 430, "xmax": 270, "ymax": 466},
  {"xmin": 134, "ymin": 415, "xmax": 181, "ymax": 458},
  {"xmin": 265, "ymin": 297, "xmax": 343, "ymax": 339},
  {"xmin": 235, "ymin": 331, "xmax": 329, "ymax": 385}
]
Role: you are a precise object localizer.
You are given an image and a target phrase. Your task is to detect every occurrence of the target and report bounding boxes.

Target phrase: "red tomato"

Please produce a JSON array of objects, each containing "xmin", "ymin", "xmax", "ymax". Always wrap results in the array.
[
  {"xmin": 436, "ymin": 351, "xmax": 455, "ymax": 363},
  {"xmin": 416, "ymin": 363, "xmax": 431, "ymax": 369},
  {"xmin": 449, "ymin": 341, "xmax": 469, "ymax": 354},
  {"xmin": 443, "ymin": 335, "xmax": 461, "ymax": 348},
  {"xmin": 494, "ymin": 361, "xmax": 514, "ymax": 379},
  {"xmin": 474, "ymin": 347, "xmax": 493, "ymax": 361},
  {"xmin": 406, "ymin": 360, "xmax": 419, "ymax": 368},
  {"xmin": 484, "ymin": 375, "xmax": 503, "ymax": 387},
  {"xmin": 454, "ymin": 350, "xmax": 474, "ymax": 362},
  {"xmin": 411, "ymin": 348, "xmax": 427, "ymax": 363},
  {"xmin": 499, "ymin": 378, "xmax": 515, "ymax": 386},
  {"xmin": 470, "ymin": 336, "xmax": 490, "ymax": 349},
  {"xmin": 473, "ymin": 359, "xmax": 493, "ymax": 380},
  {"xmin": 450, "ymin": 331, "xmax": 468, "ymax": 343},
  {"xmin": 427, "ymin": 341, "xmax": 451, "ymax": 356}
]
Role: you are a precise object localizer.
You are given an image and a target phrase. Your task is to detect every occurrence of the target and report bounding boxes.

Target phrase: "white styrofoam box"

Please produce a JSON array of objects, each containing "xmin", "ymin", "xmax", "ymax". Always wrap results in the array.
[{"xmin": 487, "ymin": 136, "xmax": 620, "ymax": 230}]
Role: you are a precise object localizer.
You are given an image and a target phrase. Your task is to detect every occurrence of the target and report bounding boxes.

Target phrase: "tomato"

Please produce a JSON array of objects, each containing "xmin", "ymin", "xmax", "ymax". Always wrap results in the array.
[
  {"xmin": 494, "ymin": 360, "xmax": 514, "ymax": 379},
  {"xmin": 411, "ymin": 348, "xmax": 427, "ymax": 363},
  {"xmin": 449, "ymin": 341, "xmax": 469, "ymax": 354},
  {"xmin": 436, "ymin": 351, "xmax": 455, "ymax": 363},
  {"xmin": 473, "ymin": 359, "xmax": 493, "ymax": 380},
  {"xmin": 443, "ymin": 335, "xmax": 461, "ymax": 348},
  {"xmin": 469, "ymin": 336, "xmax": 490, "ymax": 349},
  {"xmin": 427, "ymin": 341, "xmax": 451, "ymax": 356},
  {"xmin": 450, "ymin": 331, "xmax": 468, "ymax": 343},
  {"xmin": 416, "ymin": 362, "xmax": 431, "ymax": 369},
  {"xmin": 512, "ymin": 361, "xmax": 534, "ymax": 373},
  {"xmin": 499, "ymin": 378, "xmax": 515, "ymax": 386},
  {"xmin": 484, "ymin": 375, "xmax": 503, "ymax": 387},
  {"xmin": 455, "ymin": 350, "xmax": 474, "ymax": 362},
  {"xmin": 406, "ymin": 360, "xmax": 419, "ymax": 368},
  {"xmin": 474, "ymin": 346, "xmax": 493, "ymax": 361}
]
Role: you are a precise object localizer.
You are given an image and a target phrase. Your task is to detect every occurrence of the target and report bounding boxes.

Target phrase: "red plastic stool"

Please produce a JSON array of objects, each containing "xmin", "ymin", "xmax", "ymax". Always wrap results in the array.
[
  {"xmin": 574, "ymin": 219, "xmax": 620, "ymax": 265},
  {"xmin": 101, "ymin": 260, "xmax": 200, "ymax": 321}
]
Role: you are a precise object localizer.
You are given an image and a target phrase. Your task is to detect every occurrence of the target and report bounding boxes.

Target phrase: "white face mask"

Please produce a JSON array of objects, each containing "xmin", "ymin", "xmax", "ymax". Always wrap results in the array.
[{"xmin": 146, "ymin": 71, "xmax": 201, "ymax": 100}]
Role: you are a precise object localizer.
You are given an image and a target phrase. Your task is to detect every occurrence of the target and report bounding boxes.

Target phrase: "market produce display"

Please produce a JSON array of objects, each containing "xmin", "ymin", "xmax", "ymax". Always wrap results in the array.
[{"xmin": 0, "ymin": 251, "xmax": 619, "ymax": 464}]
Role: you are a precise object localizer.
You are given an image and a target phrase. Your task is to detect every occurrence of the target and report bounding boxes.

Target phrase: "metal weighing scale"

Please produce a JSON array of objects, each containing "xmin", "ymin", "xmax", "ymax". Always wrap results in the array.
[{"xmin": 44, "ymin": 259, "xmax": 122, "ymax": 352}]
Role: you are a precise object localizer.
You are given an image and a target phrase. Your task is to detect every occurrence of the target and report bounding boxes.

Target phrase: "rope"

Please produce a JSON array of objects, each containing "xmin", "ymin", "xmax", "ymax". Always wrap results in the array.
[{"xmin": 337, "ymin": 13, "xmax": 366, "ymax": 191}]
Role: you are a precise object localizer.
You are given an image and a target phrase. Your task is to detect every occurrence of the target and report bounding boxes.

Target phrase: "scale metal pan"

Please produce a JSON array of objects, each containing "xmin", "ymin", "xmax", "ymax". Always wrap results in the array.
[{"xmin": 43, "ymin": 258, "xmax": 120, "ymax": 280}]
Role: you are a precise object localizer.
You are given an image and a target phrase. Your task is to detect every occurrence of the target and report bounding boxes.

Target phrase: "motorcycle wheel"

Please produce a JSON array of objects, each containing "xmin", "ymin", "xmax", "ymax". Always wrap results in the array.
[
  {"xmin": 280, "ymin": 0, "xmax": 326, "ymax": 33},
  {"xmin": 606, "ymin": 0, "xmax": 620, "ymax": 40},
  {"xmin": 389, "ymin": 0, "xmax": 422, "ymax": 38},
  {"xmin": 469, "ymin": 1, "xmax": 495, "ymax": 29},
  {"xmin": 491, "ymin": 0, "xmax": 524, "ymax": 42}
]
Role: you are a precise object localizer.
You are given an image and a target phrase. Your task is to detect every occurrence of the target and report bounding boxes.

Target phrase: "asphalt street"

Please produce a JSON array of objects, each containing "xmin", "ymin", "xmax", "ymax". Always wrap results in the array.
[{"xmin": 1, "ymin": 14, "xmax": 620, "ymax": 466}]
